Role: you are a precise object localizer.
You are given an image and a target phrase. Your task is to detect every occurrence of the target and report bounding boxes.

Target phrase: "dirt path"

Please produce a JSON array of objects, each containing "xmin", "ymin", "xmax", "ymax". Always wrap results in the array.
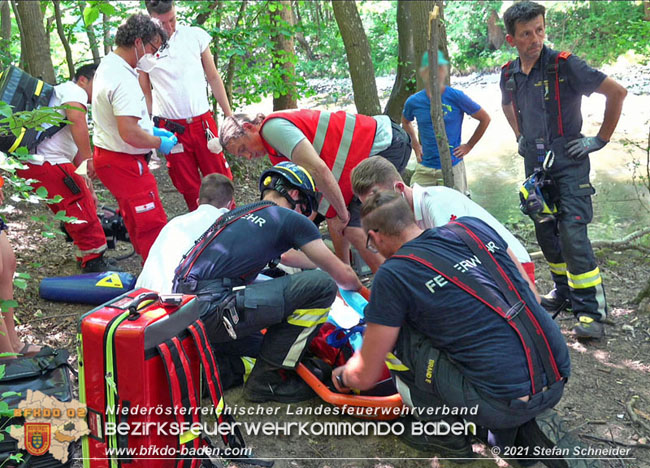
[{"xmin": 4, "ymin": 64, "xmax": 650, "ymax": 467}]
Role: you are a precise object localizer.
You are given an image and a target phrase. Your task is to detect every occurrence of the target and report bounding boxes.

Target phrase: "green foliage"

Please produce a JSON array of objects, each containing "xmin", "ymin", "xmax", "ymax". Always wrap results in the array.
[
  {"xmin": 0, "ymin": 103, "xmax": 80, "ymax": 293},
  {"xmin": 445, "ymin": 1, "xmax": 505, "ymax": 73},
  {"xmin": 546, "ymin": 1, "xmax": 650, "ymax": 66}
]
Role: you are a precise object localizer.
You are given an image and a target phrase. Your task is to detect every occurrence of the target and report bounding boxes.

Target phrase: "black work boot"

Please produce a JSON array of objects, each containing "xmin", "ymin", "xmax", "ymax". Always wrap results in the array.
[
  {"xmin": 540, "ymin": 289, "xmax": 571, "ymax": 318},
  {"xmin": 573, "ymin": 314, "xmax": 604, "ymax": 340},
  {"xmin": 244, "ymin": 359, "xmax": 315, "ymax": 403},
  {"xmin": 398, "ymin": 416, "xmax": 475, "ymax": 462},
  {"xmin": 515, "ymin": 409, "xmax": 600, "ymax": 468},
  {"xmin": 81, "ymin": 255, "xmax": 122, "ymax": 273}
]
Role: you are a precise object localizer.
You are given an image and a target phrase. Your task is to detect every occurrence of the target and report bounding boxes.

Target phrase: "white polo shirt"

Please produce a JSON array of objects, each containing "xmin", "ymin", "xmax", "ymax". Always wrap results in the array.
[
  {"xmin": 136, "ymin": 204, "xmax": 229, "ymax": 294},
  {"xmin": 30, "ymin": 81, "xmax": 88, "ymax": 165},
  {"xmin": 146, "ymin": 25, "xmax": 212, "ymax": 120},
  {"xmin": 412, "ymin": 184, "xmax": 531, "ymax": 263},
  {"xmin": 92, "ymin": 52, "xmax": 153, "ymax": 154}
]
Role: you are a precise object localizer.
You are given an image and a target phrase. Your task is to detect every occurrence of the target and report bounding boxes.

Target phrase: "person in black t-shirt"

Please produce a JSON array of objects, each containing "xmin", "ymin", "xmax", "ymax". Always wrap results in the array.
[
  {"xmin": 332, "ymin": 191, "xmax": 572, "ymax": 462},
  {"xmin": 174, "ymin": 162, "xmax": 361, "ymax": 403},
  {"xmin": 500, "ymin": 1, "xmax": 627, "ymax": 339}
]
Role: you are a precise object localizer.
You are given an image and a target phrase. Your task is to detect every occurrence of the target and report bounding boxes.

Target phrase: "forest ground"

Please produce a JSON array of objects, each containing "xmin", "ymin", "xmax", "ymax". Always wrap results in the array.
[{"xmin": 5, "ymin": 61, "xmax": 650, "ymax": 467}]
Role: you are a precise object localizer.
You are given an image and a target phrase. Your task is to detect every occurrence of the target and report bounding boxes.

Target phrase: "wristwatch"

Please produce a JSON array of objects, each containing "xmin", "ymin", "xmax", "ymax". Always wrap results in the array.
[{"xmin": 336, "ymin": 372, "xmax": 346, "ymax": 389}]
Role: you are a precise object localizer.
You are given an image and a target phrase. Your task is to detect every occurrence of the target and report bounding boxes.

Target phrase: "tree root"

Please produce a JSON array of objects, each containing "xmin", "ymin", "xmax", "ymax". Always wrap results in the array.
[{"xmin": 626, "ymin": 395, "xmax": 650, "ymax": 435}]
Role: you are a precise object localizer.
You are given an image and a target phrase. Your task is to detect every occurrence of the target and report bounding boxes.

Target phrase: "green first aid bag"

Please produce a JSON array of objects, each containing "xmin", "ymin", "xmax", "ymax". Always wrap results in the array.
[
  {"xmin": 0, "ymin": 66, "xmax": 60, "ymax": 153},
  {"xmin": 0, "ymin": 347, "xmax": 73, "ymax": 408}
]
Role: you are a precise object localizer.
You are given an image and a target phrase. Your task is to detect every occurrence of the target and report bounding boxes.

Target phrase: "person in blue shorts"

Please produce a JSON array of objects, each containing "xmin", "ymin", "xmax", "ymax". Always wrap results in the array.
[{"xmin": 402, "ymin": 50, "xmax": 491, "ymax": 195}]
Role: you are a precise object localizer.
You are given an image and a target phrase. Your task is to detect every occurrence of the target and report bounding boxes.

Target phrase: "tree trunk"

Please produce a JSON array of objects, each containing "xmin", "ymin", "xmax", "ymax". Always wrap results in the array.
[
  {"xmin": 487, "ymin": 9, "xmax": 505, "ymax": 50},
  {"xmin": 291, "ymin": 1, "xmax": 315, "ymax": 61},
  {"xmin": 0, "ymin": 0, "xmax": 11, "ymax": 63},
  {"xmin": 9, "ymin": 0, "xmax": 24, "ymax": 69},
  {"xmin": 224, "ymin": 1, "xmax": 247, "ymax": 106},
  {"xmin": 14, "ymin": 0, "xmax": 55, "ymax": 83},
  {"xmin": 427, "ymin": 2, "xmax": 453, "ymax": 188},
  {"xmin": 411, "ymin": 0, "xmax": 434, "ymax": 91},
  {"xmin": 332, "ymin": 0, "xmax": 380, "ymax": 115},
  {"xmin": 53, "ymin": 1, "xmax": 74, "ymax": 80},
  {"xmin": 78, "ymin": 2, "xmax": 100, "ymax": 64},
  {"xmin": 384, "ymin": 0, "xmax": 417, "ymax": 122},
  {"xmin": 644, "ymin": 0, "xmax": 650, "ymax": 21},
  {"xmin": 211, "ymin": 1, "xmax": 223, "ymax": 115},
  {"xmin": 196, "ymin": 0, "xmax": 218, "ymax": 26},
  {"xmin": 102, "ymin": 12, "xmax": 111, "ymax": 55},
  {"xmin": 271, "ymin": 1, "xmax": 298, "ymax": 110}
]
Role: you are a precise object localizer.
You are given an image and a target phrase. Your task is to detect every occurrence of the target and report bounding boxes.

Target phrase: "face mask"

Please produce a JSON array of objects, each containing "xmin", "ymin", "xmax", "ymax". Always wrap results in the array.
[
  {"xmin": 135, "ymin": 42, "xmax": 157, "ymax": 72},
  {"xmin": 136, "ymin": 53, "xmax": 158, "ymax": 73}
]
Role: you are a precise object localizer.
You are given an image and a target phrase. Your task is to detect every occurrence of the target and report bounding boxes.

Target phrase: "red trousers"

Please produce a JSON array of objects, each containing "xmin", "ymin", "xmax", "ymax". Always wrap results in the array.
[
  {"xmin": 158, "ymin": 111, "xmax": 233, "ymax": 211},
  {"xmin": 17, "ymin": 162, "xmax": 106, "ymax": 266},
  {"xmin": 93, "ymin": 147, "xmax": 167, "ymax": 262},
  {"xmin": 522, "ymin": 261, "xmax": 536, "ymax": 284}
]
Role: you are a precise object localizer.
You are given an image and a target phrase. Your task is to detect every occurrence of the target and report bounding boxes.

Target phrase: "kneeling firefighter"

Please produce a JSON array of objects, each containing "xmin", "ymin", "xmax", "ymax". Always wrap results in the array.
[{"xmin": 173, "ymin": 162, "xmax": 362, "ymax": 402}]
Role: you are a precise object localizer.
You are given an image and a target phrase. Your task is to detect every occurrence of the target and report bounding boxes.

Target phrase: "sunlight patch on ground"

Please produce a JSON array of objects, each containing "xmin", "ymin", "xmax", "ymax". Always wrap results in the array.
[
  {"xmin": 568, "ymin": 340, "xmax": 588, "ymax": 353},
  {"xmin": 620, "ymin": 360, "xmax": 650, "ymax": 374},
  {"xmin": 610, "ymin": 308, "xmax": 636, "ymax": 319}
]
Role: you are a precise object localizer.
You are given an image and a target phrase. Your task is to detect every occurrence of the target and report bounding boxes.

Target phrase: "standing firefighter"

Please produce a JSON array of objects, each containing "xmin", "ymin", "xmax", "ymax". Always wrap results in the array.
[{"xmin": 500, "ymin": 1, "xmax": 627, "ymax": 338}]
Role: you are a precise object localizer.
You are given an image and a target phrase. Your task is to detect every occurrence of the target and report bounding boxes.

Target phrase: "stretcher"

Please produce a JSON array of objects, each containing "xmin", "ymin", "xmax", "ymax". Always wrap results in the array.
[{"xmin": 297, "ymin": 286, "xmax": 404, "ymax": 421}]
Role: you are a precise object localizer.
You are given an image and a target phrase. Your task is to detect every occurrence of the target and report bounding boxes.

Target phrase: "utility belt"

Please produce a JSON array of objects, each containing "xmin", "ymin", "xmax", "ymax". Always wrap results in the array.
[
  {"xmin": 154, "ymin": 110, "xmax": 213, "ymax": 135},
  {"xmin": 522, "ymin": 134, "xmax": 583, "ymax": 175},
  {"xmin": 177, "ymin": 277, "xmax": 247, "ymax": 342}
]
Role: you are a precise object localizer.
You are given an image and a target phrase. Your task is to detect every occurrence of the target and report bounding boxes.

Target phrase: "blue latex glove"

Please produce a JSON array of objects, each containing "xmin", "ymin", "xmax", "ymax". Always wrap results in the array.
[
  {"xmin": 565, "ymin": 136, "xmax": 607, "ymax": 160},
  {"xmin": 153, "ymin": 127, "xmax": 174, "ymax": 139},
  {"xmin": 158, "ymin": 135, "xmax": 178, "ymax": 155}
]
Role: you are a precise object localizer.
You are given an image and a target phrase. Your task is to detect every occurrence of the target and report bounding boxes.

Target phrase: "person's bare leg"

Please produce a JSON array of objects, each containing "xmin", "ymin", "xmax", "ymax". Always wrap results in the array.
[
  {"xmin": 0, "ymin": 231, "xmax": 39, "ymax": 355},
  {"xmin": 0, "ymin": 313, "xmax": 17, "ymax": 358},
  {"xmin": 344, "ymin": 226, "xmax": 385, "ymax": 274}
]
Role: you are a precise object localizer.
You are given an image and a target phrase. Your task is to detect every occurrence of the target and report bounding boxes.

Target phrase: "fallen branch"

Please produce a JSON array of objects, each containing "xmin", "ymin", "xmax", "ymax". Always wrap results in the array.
[
  {"xmin": 29, "ymin": 312, "xmax": 79, "ymax": 322},
  {"xmin": 583, "ymin": 434, "xmax": 650, "ymax": 450},
  {"xmin": 626, "ymin": 395, "xmax": 650, "ymax": 435},
  {"xmin": 529, "ymin": 226, "xmax": 650, "ymax": 259}
]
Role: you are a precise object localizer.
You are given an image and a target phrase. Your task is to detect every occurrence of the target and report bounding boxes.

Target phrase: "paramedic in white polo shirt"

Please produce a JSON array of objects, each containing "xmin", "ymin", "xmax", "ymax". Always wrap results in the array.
[
  {"xmin": 92, "ymin": 14, "xmax": 177, "ymax": 262},
  {"xmin": 351, "ymin": 156, "xmax": 539, "ymax": 296},
  {"xmin": 16, "ymin": 64, "xmax": 112, "ymax": 273},
  {"xmin": 136, "ymin": 173, "xmax": 234, "ymax": 293},
  {"xmin": 140, "ymin": 0, "xmax": 233, "ymax": 212}
]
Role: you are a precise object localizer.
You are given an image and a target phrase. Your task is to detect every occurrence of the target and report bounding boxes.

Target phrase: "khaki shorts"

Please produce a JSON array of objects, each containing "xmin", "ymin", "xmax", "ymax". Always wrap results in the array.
[{"xmin": 410, "ymin": 160, "xmax": 469, "ymax": 195}]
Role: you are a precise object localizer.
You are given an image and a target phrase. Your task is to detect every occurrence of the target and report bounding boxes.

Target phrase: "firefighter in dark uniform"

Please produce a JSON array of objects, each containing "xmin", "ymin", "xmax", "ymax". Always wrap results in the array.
[
  {"xmin": 173, "ymin": 162, "xmax": 362, "ymax": 402},
  {"xmin": 500, "ymin": 1, "xmax": 627, "ymax": 339},
  {"xmin": 332, "ymin": 191, "xmax": 572, "ymax": 463}
]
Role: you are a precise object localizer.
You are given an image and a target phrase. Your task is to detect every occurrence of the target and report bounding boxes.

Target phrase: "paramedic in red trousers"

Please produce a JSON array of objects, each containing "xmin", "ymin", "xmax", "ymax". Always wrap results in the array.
[
  {"xmin": 17, "ymin": 64, "xmax": 113, "ymax": 273},
  {"xmin": 350, "ymin": 156, "xmax": 539, "ymax": 298},
  {"xmin": 140, "ymin": 0, "xmax": 233, "ymax": 211},
  {"xmin": 173, "ymin": 162, "xmax": 363, "ymax": 402},
  {"xmin": 500, "ymin": 1, "xmax": 627, "ymax": 339},
  {"xmin": 332, "ymin": 191, "xmax": 572, "ymax": 463},
  {"xmin": 219, "ymin": 110, "xmax": 412, "ymax": 274},
  {"xmin": 92, "ymin": 14, "xmax": 177, "ymax": 262}
]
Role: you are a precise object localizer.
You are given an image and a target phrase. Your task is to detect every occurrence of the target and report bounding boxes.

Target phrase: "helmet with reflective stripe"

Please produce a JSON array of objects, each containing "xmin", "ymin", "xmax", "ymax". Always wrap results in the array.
[
  {"xmin": 259, "ymin": 161, "xmax": 322, "ymax": 216},
  {"xmin": 519, "ymin": 169, "xmax": 557, "ymax": 223}
]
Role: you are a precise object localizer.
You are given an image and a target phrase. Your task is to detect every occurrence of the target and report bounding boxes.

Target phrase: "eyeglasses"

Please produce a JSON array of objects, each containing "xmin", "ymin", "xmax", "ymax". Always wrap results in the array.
[
  {"xmin": 148, "ymin": 42, "xmax": 161, "ymax": 55},
  {"xmin": 366, "ymin": 229, "xmax": 379, "ymax": 254}
]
